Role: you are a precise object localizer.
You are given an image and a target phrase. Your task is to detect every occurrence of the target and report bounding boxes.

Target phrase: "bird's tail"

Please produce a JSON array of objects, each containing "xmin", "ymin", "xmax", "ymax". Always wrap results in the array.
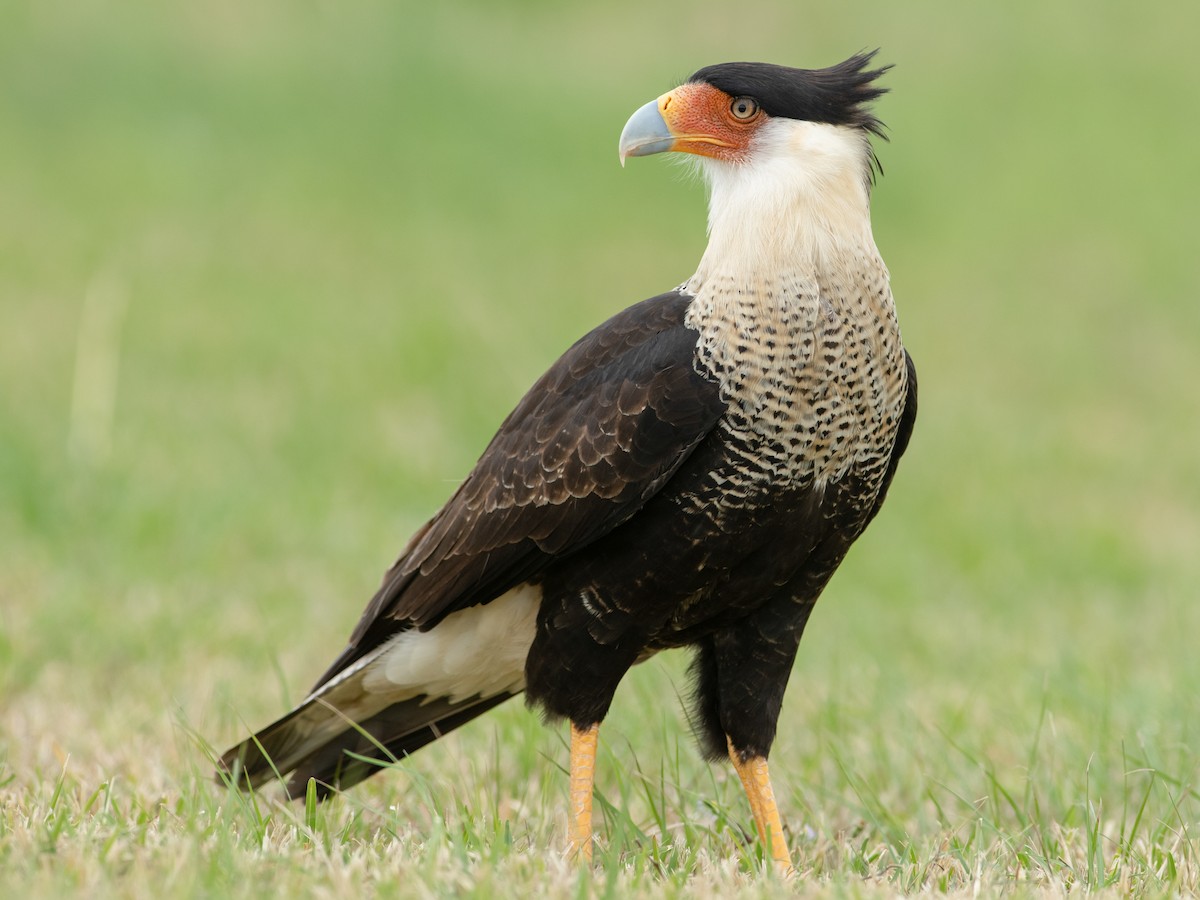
[{"xmin": 216, "ymin": 688, "xmax": 516, "ymax": 799}]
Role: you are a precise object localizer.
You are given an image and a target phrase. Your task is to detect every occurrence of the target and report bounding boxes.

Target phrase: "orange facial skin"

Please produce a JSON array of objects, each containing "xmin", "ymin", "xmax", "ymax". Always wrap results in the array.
[{"xmin": 656, "ymin": 82, "xmax": 767, "ymax": 163}]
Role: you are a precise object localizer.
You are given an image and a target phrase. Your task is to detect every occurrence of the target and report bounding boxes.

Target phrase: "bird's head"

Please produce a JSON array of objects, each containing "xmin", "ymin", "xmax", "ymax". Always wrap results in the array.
[
  {"xmin": 619, "ymin": 53, "xmax": 891, "ymax": 269},
  {"xmin": 619, "ymin": 52, "xmax": 889, "ymax": 188}
]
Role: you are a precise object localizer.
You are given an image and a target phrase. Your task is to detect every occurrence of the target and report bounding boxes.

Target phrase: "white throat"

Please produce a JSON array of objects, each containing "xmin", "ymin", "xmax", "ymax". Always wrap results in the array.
[{"xmin": 686, "ymin": 119, "xmax": 878, "ymax": 292}]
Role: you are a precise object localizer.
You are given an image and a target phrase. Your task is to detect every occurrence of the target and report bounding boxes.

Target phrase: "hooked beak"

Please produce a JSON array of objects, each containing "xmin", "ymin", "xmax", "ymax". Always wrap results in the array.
[
  {"xmin": 617, "ymin": 84, "xmax": 742, "ymax": 167},
  {"xmin": 618, "ymin": 96, "xmax": 676, "ymax": 166}
]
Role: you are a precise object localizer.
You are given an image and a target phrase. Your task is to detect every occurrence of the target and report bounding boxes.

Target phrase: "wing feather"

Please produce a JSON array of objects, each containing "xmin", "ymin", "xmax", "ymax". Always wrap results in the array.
[{"xmin": 313, "ymin": 291, "xmax": 725, "ymax": 689}]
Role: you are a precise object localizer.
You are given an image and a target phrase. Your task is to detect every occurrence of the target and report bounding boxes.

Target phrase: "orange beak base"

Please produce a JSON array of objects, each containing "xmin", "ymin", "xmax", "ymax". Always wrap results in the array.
[{"xmin": 618, "ymin": 82, "xmax": 760, "ymax": 166}]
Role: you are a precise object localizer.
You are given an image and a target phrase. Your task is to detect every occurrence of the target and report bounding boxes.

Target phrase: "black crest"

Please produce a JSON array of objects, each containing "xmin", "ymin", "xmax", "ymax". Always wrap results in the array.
[{"xmin": 689, "ymin": 51, "xmax": 890, "ymax": 138}]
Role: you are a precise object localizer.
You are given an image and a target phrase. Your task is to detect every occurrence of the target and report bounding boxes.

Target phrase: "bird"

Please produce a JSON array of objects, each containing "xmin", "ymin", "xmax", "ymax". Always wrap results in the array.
[{"xmin": 216, "ymin": 51, "xmax": 916, "ymax": 872}]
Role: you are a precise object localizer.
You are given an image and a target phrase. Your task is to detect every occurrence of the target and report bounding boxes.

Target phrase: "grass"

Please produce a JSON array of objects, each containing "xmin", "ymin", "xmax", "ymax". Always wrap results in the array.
[{"xmin": 2, "ymin": 0, "xmax": 1199, "ymax": 895}]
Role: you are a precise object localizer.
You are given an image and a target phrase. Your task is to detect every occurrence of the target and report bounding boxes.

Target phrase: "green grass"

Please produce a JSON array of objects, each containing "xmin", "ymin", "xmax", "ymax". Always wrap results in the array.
[{"xmin": 3, "ymin": 0, "xmax": 1199, "ymax": 895}]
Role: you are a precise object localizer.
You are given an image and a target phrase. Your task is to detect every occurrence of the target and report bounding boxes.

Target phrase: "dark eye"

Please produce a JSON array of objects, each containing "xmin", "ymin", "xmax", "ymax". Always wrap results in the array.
[{"xmin": 730, "ymin": 97, "xmax": 759, "ymax": 120}]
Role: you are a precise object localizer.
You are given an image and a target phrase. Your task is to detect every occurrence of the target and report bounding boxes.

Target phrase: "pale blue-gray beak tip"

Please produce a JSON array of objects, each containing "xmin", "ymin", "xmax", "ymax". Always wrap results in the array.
[{"xmin": 618, "ymin": 98, "xmax": 675, "ymax": 167}]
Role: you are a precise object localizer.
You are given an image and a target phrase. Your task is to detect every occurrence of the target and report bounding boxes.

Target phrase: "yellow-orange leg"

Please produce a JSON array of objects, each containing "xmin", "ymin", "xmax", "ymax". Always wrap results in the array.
[
  {"xmin": 568, "ymin": 722, "xmax": 600, "ymax": 862},
  {"xmin": 727, "ymin": 736, "xmax": 794, "ymax": 874}
]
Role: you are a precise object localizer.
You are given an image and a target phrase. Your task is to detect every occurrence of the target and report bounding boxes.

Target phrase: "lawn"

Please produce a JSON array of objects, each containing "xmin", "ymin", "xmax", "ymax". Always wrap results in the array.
[{"xmin": 2, "ymin": 1, "xmax": 1199, "ymax": 896}]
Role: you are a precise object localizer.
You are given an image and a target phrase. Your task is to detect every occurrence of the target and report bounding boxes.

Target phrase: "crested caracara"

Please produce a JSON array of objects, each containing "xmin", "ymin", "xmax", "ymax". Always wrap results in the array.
[{"xmin": 218, "ymin": 51, "xmax": 917, "ymax": 872}]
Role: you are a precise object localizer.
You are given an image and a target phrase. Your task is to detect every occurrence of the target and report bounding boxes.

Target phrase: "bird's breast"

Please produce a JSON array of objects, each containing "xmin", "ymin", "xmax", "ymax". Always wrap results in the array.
[{"xmin": 684, "ymin": 263, "xmax": 905, "ymax": 494}]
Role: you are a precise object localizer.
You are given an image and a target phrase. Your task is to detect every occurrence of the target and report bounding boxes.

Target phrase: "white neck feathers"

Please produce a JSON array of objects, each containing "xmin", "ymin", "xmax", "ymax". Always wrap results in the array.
[{"xmin": 688, "ymin": 119, "xmax": 878, "ymax": 290}]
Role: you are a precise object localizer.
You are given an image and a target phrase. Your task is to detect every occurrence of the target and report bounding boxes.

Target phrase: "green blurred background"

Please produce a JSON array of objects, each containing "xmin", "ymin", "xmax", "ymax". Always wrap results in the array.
[{"xmin": 2, "ymin": 0, "xmax": 1198, "ymax": 845}]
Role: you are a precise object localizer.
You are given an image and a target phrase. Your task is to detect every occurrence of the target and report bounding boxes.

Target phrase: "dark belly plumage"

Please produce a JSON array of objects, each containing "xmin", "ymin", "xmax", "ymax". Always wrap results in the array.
[
  {"xmin": 525, "ymin": 418, "xmax": 890, "ymax": 725},
  {"xmin": 524, "ymin": 273, "xmax": 911, "ymax": 731}
]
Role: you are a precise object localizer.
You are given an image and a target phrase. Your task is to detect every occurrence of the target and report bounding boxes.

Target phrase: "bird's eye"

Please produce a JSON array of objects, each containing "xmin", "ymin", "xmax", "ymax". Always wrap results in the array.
[{"xmin": 730, "ymin": 97, "xmax": 759, "ymax": 120}]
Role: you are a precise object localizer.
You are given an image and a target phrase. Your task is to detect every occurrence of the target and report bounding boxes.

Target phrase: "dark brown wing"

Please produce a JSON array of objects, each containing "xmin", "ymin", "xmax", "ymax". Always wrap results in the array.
[
  {"xmin": 863, "ymin": 349, "xmax": 917, "ymax": 525},
  {"xmin": 313, "ymin": 290, "xmax": 725, "ymax": 689}
]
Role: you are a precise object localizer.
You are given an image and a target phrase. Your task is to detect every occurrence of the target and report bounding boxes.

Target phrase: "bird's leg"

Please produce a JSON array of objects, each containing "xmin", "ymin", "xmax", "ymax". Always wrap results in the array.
[
  {"xmin": 727, "ymin": 736, "xmax": 793, "ymax": 874},
  {"xmin": 567, "ymin": 721, "xmax": 600, "ymax": 862}
]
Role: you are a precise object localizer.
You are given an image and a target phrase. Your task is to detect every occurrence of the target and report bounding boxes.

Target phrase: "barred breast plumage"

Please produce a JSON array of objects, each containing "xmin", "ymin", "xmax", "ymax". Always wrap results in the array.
[{"xmin": 682, "ymin": 251, "xmax": 906, "ymax": 509}]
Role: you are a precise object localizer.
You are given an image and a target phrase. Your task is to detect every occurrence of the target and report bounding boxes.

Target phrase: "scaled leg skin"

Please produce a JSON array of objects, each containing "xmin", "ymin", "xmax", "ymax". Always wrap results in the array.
[
  {"xmin": 727, "ymin": 735, "xmax": 794, "ymax": 874},
  {"xmin": 568, "ymin": 722, "xmax": 600, "ymax": 862}
]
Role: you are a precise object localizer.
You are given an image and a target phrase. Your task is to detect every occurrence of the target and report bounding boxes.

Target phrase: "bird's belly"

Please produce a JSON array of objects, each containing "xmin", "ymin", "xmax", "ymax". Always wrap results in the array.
[{"xmin": 630, "ymin": 408, "xmax": 900, "ymax": 642}]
